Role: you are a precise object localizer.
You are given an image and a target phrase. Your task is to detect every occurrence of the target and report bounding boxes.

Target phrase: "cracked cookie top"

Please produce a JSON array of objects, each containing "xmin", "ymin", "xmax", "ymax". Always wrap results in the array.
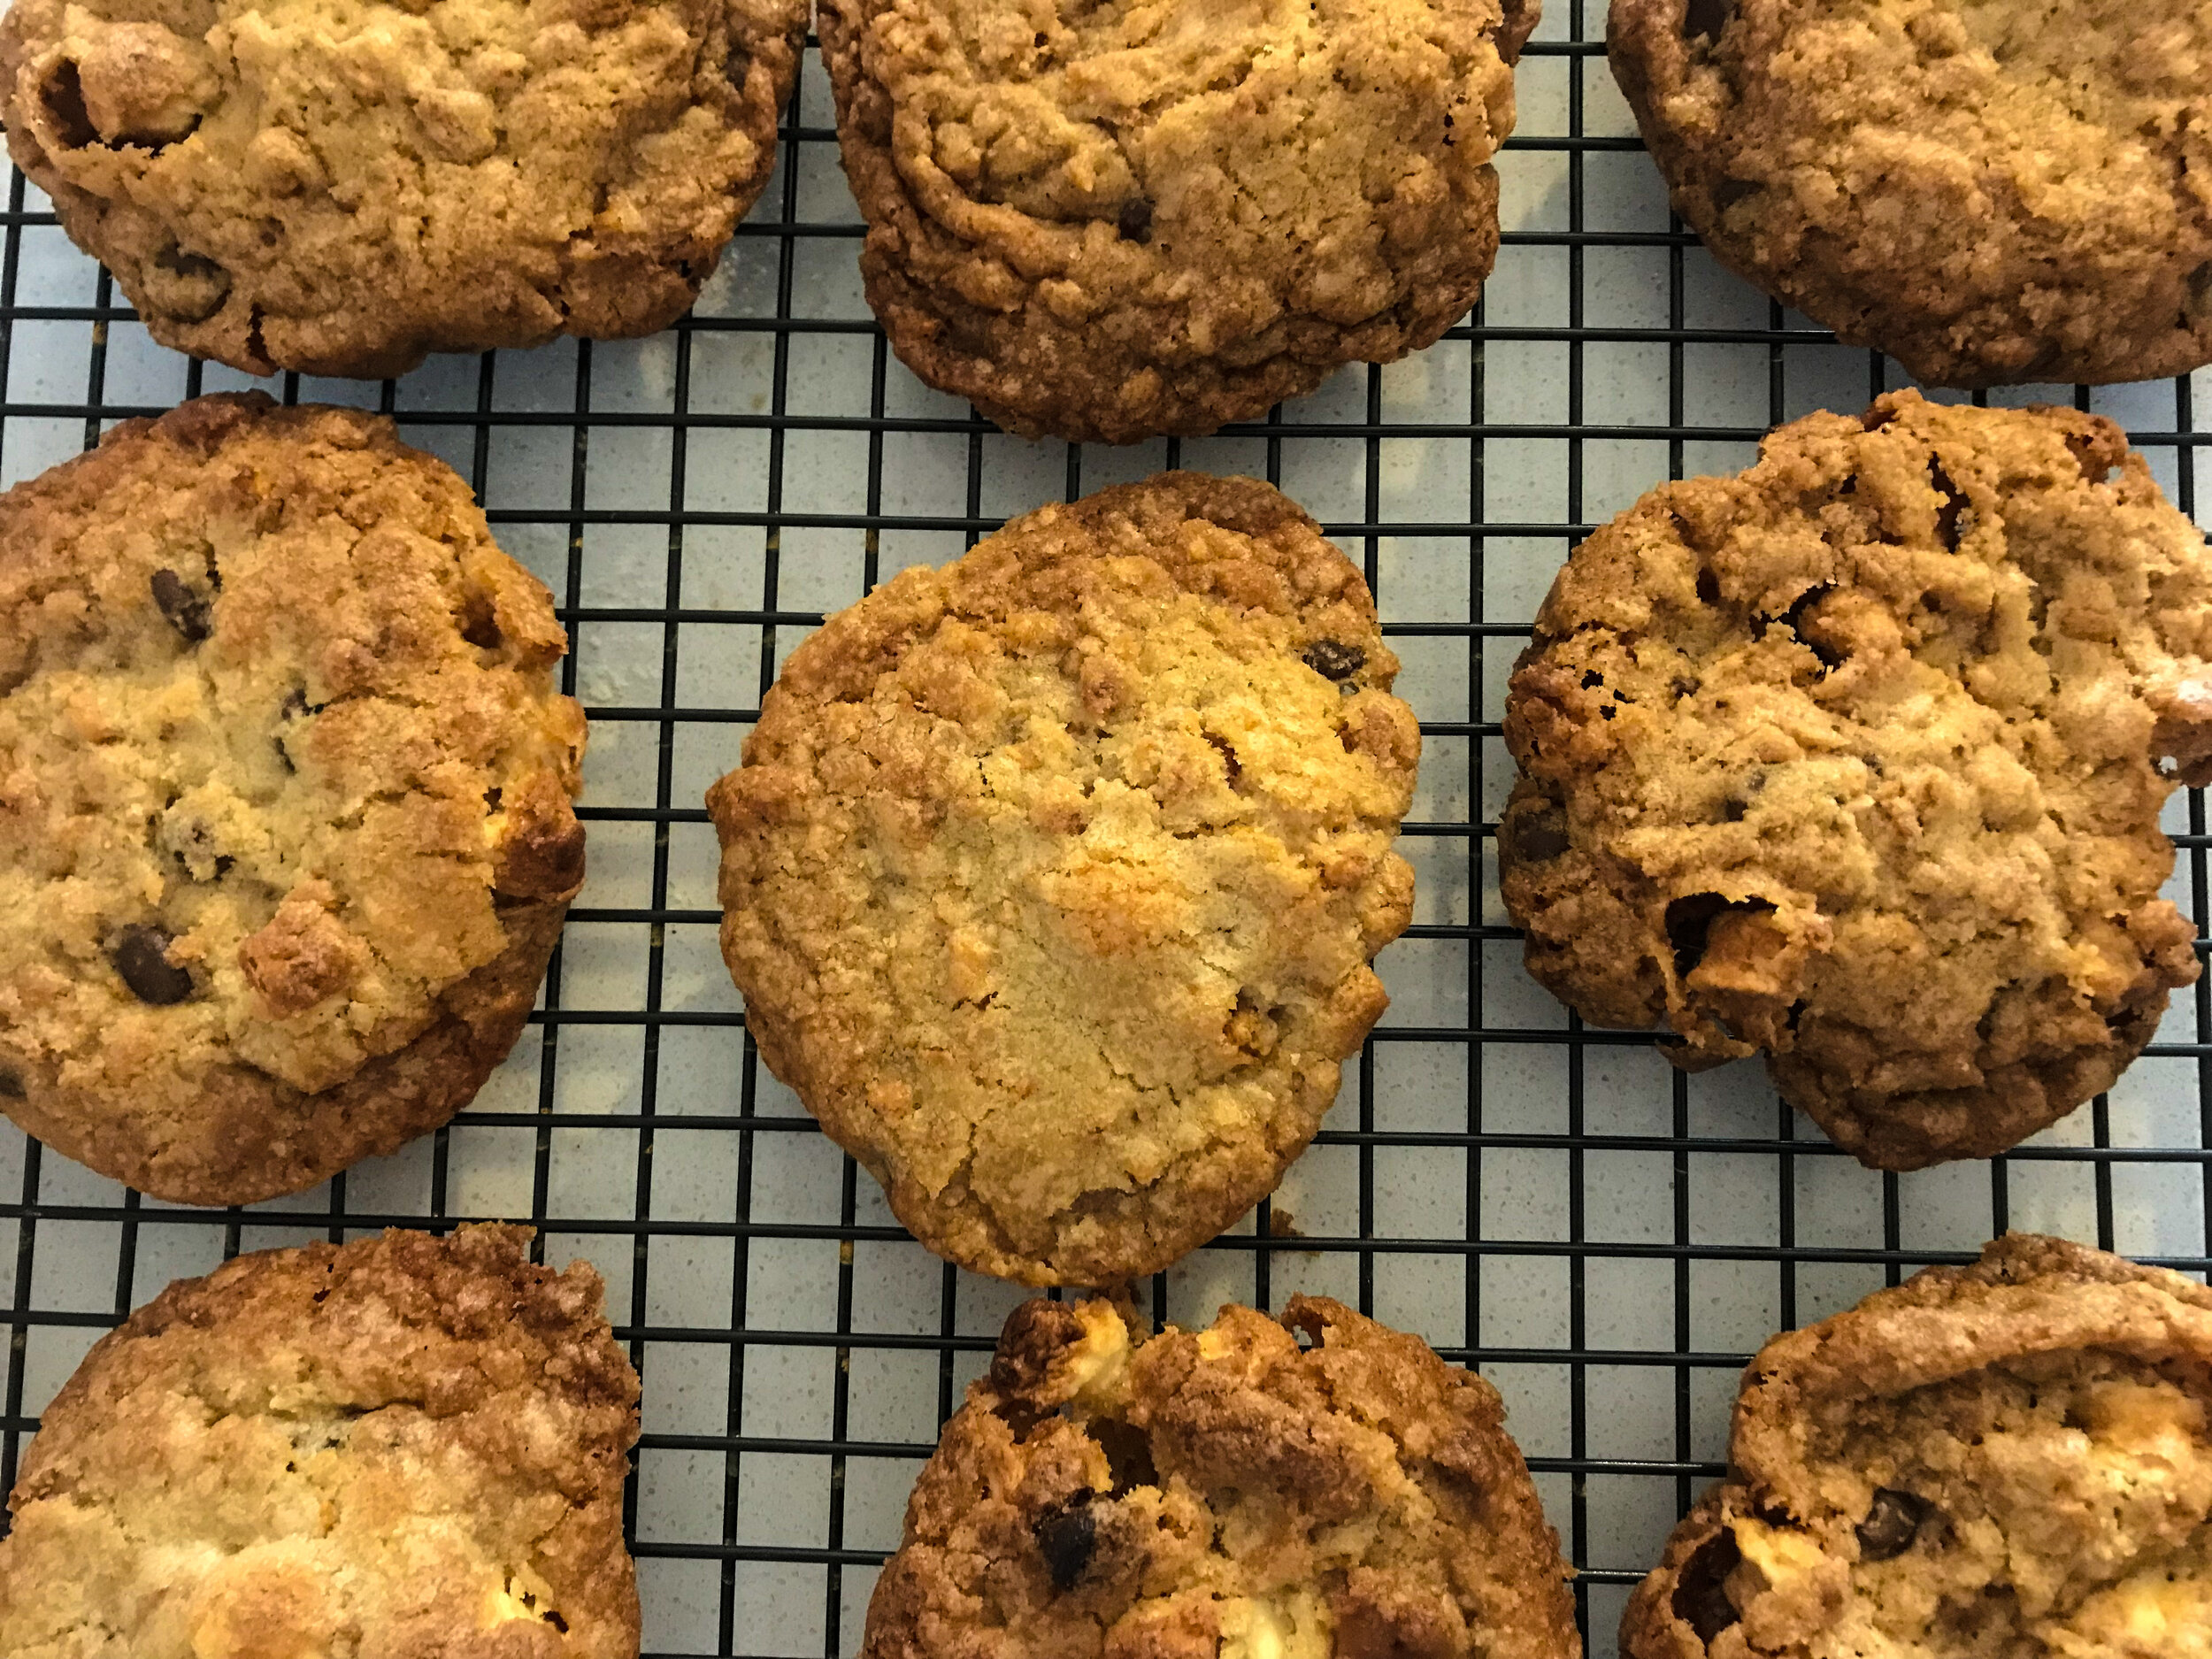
[
  {"xmin": 0, "ymin": 1225, "xmax": 641, "ymax": 1659},
  {"xmin": 1624, "ymin": 1233, "xmax": 2212, "ymax": 1659},
  {"xmin": 1501, "ymin": 390, "xmax": 2212, "ymax": 1171},
  {"xmin": 0, "ymin": 0, "xmax": 805, "ymax": 377},
  {"xmin": 821, "ymin": 0, "xmax": 1535, "ymax": 442},
  {"xmin": 705, "ymin": 474, "xmax": 1417, "ymax": 1285},
  {"xmin": 1609, "ymin": 0, "xmax": 2212, "ymax": 388},
  {"xmin": 865, "ymin": 1295, "xmax": 1578, "ymax": 1659},
  {"xmin": 0, "ymin": 394, "xmax": 587, "ymax": 1203}
]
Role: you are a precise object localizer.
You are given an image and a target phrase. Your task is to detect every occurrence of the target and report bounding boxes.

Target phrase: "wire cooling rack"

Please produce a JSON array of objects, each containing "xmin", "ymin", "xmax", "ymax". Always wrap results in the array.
[{"xmin": 2, "ymin": 4, "xmax": 2209, "ymax": 1655}]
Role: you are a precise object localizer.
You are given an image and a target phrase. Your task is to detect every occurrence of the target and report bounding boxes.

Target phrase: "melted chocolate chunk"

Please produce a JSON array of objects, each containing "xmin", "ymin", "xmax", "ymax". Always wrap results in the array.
[
  {"xmin": 1682, "ymin": 0, "xmax": 1732, "ymax": 42},
  {"xmin": 1302, "ymin": 640, "xmax": 1366, "ymax": 681},
  {"xmin": 40, "ymin": 62, "xmax": 96, "ymax": 149},
  {"xmin": 1672, "ymin": 1531, "xmax": 1740, "ymax": 1640},
  {"xmin": 149, "ymin": 244, "xmax": 232, "ymax": 323},
  {"xmin": 1507, "ymin": 804, "xmax": 1571, "ymax": 865},
  {"xmin": 1855, "ymin": 1488, "xmax": 1930, "ymax": 1561},
  {"xmin": 151, "ymin": 568, "xmax": 211, "ymax": 642},
  {"xmin": 1116, "ymin": 197, "xmax": 1153, "ymax": 244},
  {"xmin": 1663, "ymin": 893, "xmax": 1732, "ymax": 977},
  {"xmin": 1031, "ymin": 1488, "xmax": 1098, "ymax": 1590},
  {"xmin": 1090, "ymin": 1418, "xmax": 1156, "ymax": 1494},
  {"xmin": 110, "ymin": 924, "xmax": 194, "ymax": 1004},
  {"xmin": 459, "ymin": 589, "xmax": 503, "ymax": 649}
]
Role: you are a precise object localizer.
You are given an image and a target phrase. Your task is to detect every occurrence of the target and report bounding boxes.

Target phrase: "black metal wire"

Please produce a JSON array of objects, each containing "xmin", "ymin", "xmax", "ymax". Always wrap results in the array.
[{"xmin": 0, "ymin": 7, "xmax": 2208, "ymax": 1657}]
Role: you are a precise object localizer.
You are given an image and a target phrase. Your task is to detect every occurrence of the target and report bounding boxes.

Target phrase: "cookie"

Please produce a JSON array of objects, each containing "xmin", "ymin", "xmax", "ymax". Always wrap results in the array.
[
  {"xmin": 820, "ymin": 0, "xmax": 1538, "ymax": 444},
  {"xmin": 1609, "ymin": 0, "xmax": 2212, "ymax": 388},
  {"xmin": 0, "ymin": 393, "xmax": 588, "ymax": 1204},
  {"xmin": 1623, "ymin": 1233, "xmax": 2212, "ymax": 1658},
  {"xmin": 0, "ymin": 0, "xmax": 805, "ymax": 379},
  {"xmin": 865, "ymin": 1294, "xmax": 1578, "ymax": 1659},
  {"xmin": 0, "ymin": 1225, "xmax": 640, "ymax": 1659},
  {"xmin": 705, "ymin": 474, "xmax": 1418, "ymax": 1284},
  {"xmin": 1501, "ymin": 389, "xmax": 2212, "ymax": 1170}
]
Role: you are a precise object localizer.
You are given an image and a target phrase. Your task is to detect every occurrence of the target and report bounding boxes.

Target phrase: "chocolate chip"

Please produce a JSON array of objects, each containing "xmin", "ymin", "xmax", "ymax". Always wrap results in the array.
[
  {"xmin": 1672, "ymin": 1531, "xmax": 1740, "ymax": 1640},
  {"xmin": 1721, "ymin": 797, "xmax": 1747, "ymax": 822},
  {"xmin": 40, "ymin": 62, "xmax": 96, "ymax": 149},
  {"xmin": 1517, "ymin": 825, "xmax": 1570, "ymax": 861},
  {"xmin": 1506, "ymin": 802, "xmax": 1571, "ymax": 865},
  {"xmin": 1664, "ymin": 892, "xmax": 1744, "ymax": 977},
  {"xmin": 991, "ymin": 1395, "xmax": 1047, "ymax": 1439},
  {"xmin": 1855, "ymin": 1488, "xmax": 1930, "ymax": 1561},
  {"xmin": 459, "ymin": 590, "xmax": 503, "ymax": 649},
  {"xmin": 987, "ymin": 1299, "xmax": 1085, "ymax": 1401},
  {"xmin": 1302, "ymin": 640, "xmax": 1365, "ymax": 681},
  {"xmin": 1205, "ymin": 731, "xmax": 1242, "ymax": 786},
  {"xmin": 1116, "ymin": 197, "xmax": 1153, "ymax": 244},
  {"xmin": 274, "ymin": 687, "xmax": 309, "ymax": 773},
  {"xmin": 1930, "ymin": 463, "xmax": 1968, "ymax": 549},
  {"xmin": 1778, "ymin": 583, "xmax": 1843, "ymax": 670},
  {"xmin": 150, "ymin": 568, "xmax": 211, "ymax": 642},
  {"xmin": 1682, "ymin": 0, "xmax": 1732, "ymax": 42},
  {"xmin": 2062, "ymin": 432, "xmax": 2113, "ymax": 485},
  {"xmin": 147, "ymin": 243, "xmax": 232, "ymax": 324},
  {"xmin": 110, "ymin": 924, "xmax": 194, "ymax": 1005},
  {"xmin": 1695, "ymin": 567, "xmax": 1721, "ymax": 605},
  {"xmin": 1091, "ymin": 1418, "xmax": 1156, "ymax": 1494},
  {"xmin": 165, "ymin": 814, "xmax": 231, "ymax": 880},
  {"xmin": 1712, "ymin": 177, "xmax": 1759, "ymax": 210},
  {"xmin": 0, "ymin": 1066, "xmax": 22, "ymax": 1100},
  {"xmin": 1032, "ymin": 1489, "xmax": 1098, "ymax": 1590}
]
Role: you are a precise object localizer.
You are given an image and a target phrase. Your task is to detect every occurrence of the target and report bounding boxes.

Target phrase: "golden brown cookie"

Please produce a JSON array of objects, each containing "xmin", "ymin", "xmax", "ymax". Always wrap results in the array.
[
  {"xmin": 0, "ymin": 1225, "xmax": 640, "ymax": 1659},
  {"xmin": 706, "ymin": 474, "xmax": 1418, "ymax": 1285},
  {"xmin": 820, "ymin": 0, "xmax": 1538, "ymax": 443},
  {"xmin": 1502, "ymin": 390, "xmax": 2212, "ymax": 1170},
  {"xmin": 1623, "ymin": 1233, "xmax": 2212, "ymax": 1658},
  {"xmin": 865, "ymin": 1294, "xmax": 1579, "ymax": 1659},
  {"xmin": 0, "ymin": 0, "xmax": 806, "ymax": 378},
  {"xmin": 1609, "ymin": 0, "xmax": 2212, "ymax": 388},
  {"xmin": 0, "ymin": 394, "xmax": 588, "ymax": 1204}
]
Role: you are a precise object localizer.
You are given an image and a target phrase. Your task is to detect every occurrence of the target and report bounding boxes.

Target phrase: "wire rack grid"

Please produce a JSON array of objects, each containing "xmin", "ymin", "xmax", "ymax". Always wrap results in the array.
[{"xmin": 1, "ymin": 3, "xmax": 2210, "ymax": 1656}]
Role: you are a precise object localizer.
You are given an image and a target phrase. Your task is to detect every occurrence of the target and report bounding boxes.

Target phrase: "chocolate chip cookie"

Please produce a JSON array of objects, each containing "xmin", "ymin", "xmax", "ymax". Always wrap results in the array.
[
  {"xmin": 0, "ymin": 1225, "xmax": 640, "ymax": 1659},
  {"xmin": 0, "ymin": 393, "xmax": 588, "ymax": 1204},
  {"xmin": 1501, "ymin": 390, "xmax": 2211, "ymax": 1169},
  {"xmin": 1609, "ymin": 0, "xmax": 2212, "ymax": 388},
  {"xmin": 866, "ymin": 1294, "xmax": 1578, "ymax": 1659},
  {"xmin": 821, "ymin": 0, "xmax": 1539, "ymax": 443},
  {"xmin": 706, "ymin": 473, "xmax": 1418, "ymax": 1285},
  {"xmin": 1624, "ymin": 1233, "xmax": 2212, "ymax": 1659},
  {"xmin": 0, "ymin": 0, "xmax": 805, "ymax": 378}
]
